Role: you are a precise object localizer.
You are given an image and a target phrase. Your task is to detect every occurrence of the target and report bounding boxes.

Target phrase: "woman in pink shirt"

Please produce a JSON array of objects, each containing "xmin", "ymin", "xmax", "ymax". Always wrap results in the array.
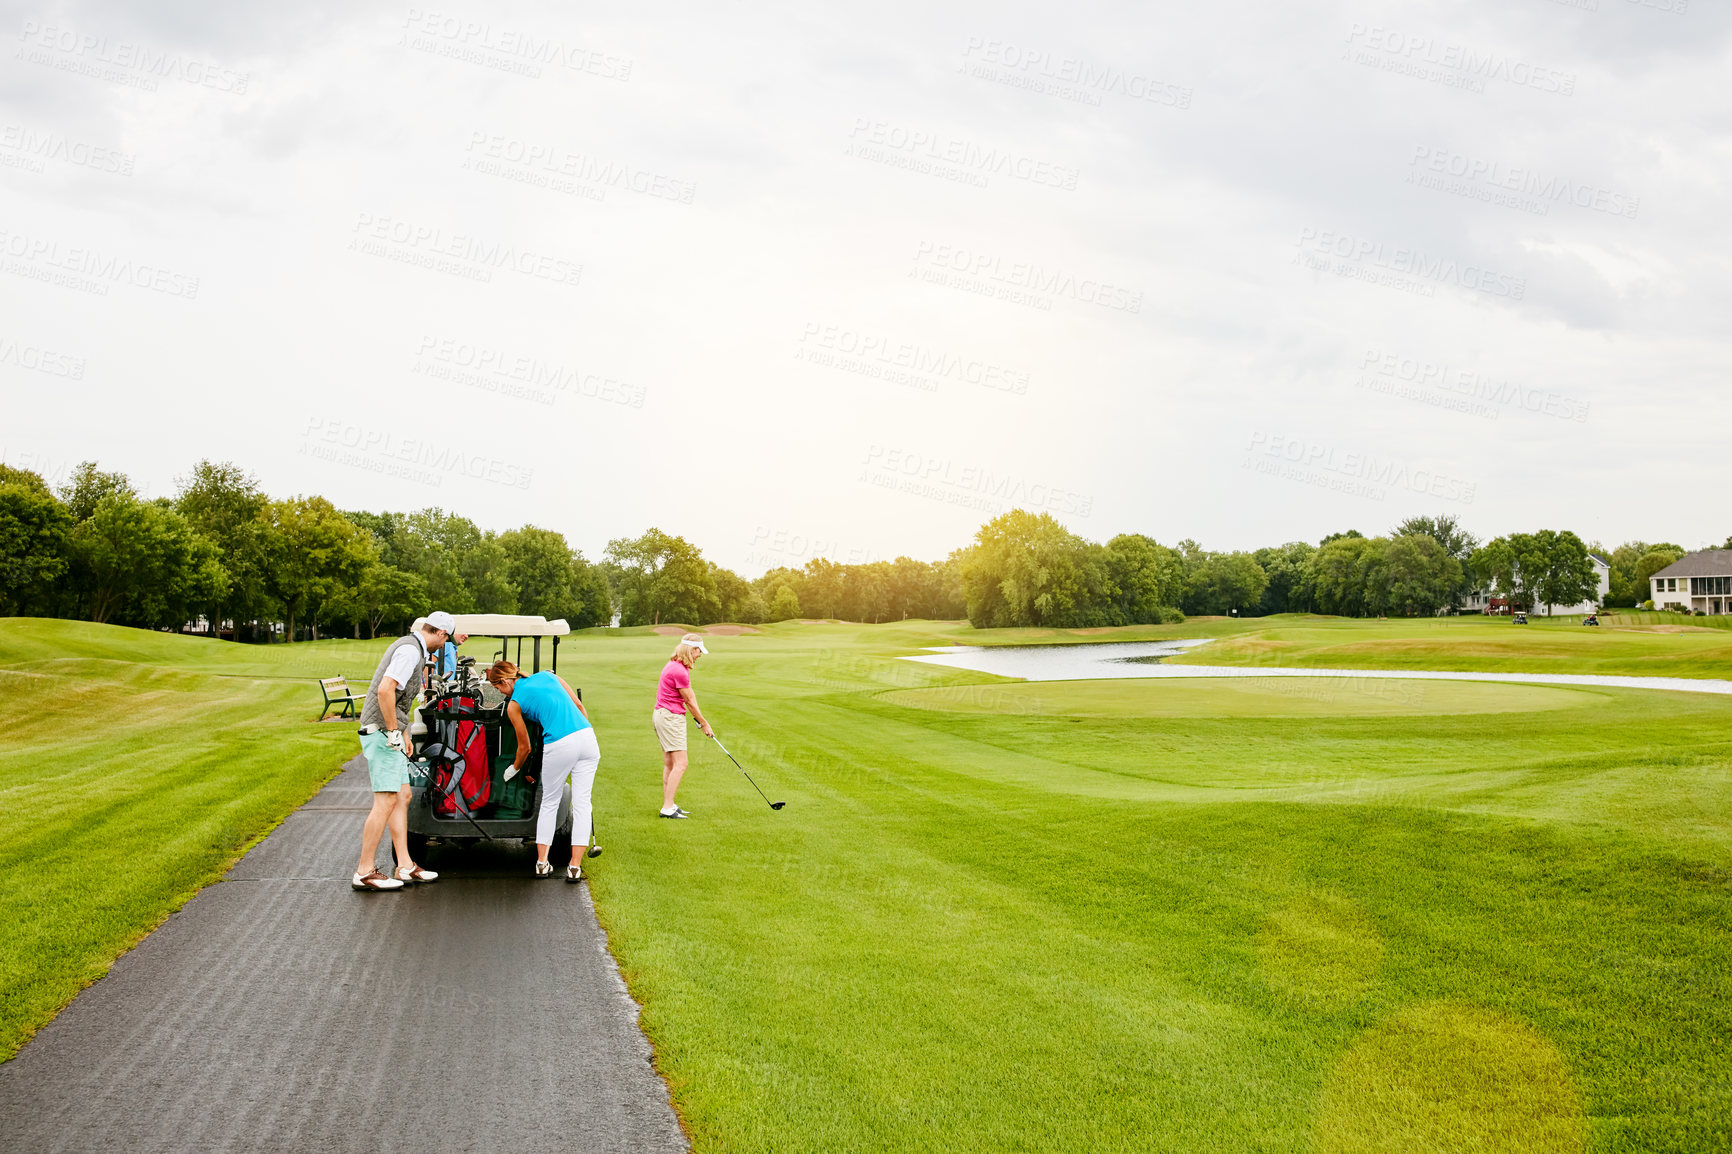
[{"xmin": 653, "ymin": 633, "xmax": 713, "ymax": 818}]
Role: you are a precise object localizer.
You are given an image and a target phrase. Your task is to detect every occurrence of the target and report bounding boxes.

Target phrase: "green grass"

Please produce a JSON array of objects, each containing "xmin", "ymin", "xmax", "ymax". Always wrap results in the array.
[
  {"xmin": 2, "ymin": 616, "xmax": 1729, "ymax": 1152},
  {"xmin": 1600, "ymin": 610, "xmax": 1732, "ymax": 632},
  {"xmin": 0, "ymin": 619, "xmax": 372, "ymax": 1060},
  {"xmin": 1164, "ymin": 613, "xmax": 1732, "ymax": 678}
]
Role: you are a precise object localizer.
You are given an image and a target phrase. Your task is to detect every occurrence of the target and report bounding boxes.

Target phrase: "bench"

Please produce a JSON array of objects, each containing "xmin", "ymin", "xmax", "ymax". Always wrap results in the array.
[{"xmin": 318, "ymin": 676, "xmax": 366, "ymax": 721}]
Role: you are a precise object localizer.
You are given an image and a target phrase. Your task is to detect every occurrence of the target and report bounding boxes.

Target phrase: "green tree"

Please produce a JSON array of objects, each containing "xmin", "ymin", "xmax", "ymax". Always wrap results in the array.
[
  {"xmin": 58, "ymin": 461, "xmax": 135, "ymax": 521},
  {"xmin": 753, "ymin": 567, "xmax": 806, "ymax": 610},
  {"xmin": 1604, "ymin": 541, "xmax": 1684, "ymax": 606},
  {"xmin": 768, "ymin": 585, "xmax": 802, "ymax": 622},
  {"xmin": 1628, "ymin": 548, "xmax": 1684, "ymax": 607},
  {"xmin": 885, "ymin": 556, "xmax": 931, "ymax": 620},
  {"xmin": 1104, "ymin": 534, "xmax": 1185, "ymax": 623},
  {"xmin": 387, "ymin": 508, "xmax": 488, "ymax": 613},
  {"xmin": 1393, "ymin": 514, "xmax": 1478, "ymax": 607},
  {"xmin": 1185, "ymin": 552, "xmax": 1268, "ymax": 616},
  {"xmin": 461, "ymin": 533, "xmax": 516, "ymax": 614},
  {"xmin": 327, "ymin": 563, "xmax": 428, "ymax": 638},
  {"xmin": 261, "ymin": 497, "xmax": 375, "ymax": 640},
  {"xmin": 0, "ymin": 472, "xmax": 74, "ymax": 615},
  {"xmin": 1312, "ymin": 535, "xmax": 1379, "ymax": 616},
  {"xmin": 175, "ymin": 461, "xmax": 271, "ymax": 633},
  {"xmin": 842, "ymin": 561, "xmax": 893, "ymax": 623},
  {"xmin": 801, "ymin": 559, "xmax": 846, "ymax": 620},
  {"xmin": 1375, "ymin": 534, "xmax": 1462, "ymax": 616},
  {"xmin": 1253, "ymin": 541, "xmax": 1317, "ymax": 615},
  {"xmin": 1471, "ymin": 530, "xmax": 1598, "ymax": 614},
  {"xmin": 68, "ymin": 495, "xmax": 226, "ymax": 625},
  {"xmin": 960, "ymin": 510, "xmax": 1108, "ymax": 628},
  {"xmin": 931, "ymin": 553, "xmax": 968, "ymax": 620},
  {"xmin": 345, "ymin": 510, "xmax": 408, "ymax": 568},
  {"xmin": 1532, "ymin": 530, "xmax": 1599, "ymax": 614},
  {"xmin": 0, "ymin": 463, "xmax": 54, "ymax": 493},
  {"xmin": 710, "ymin": 564, "xmax": 757, "ymax": 624},
  {"xmin": 1393, "ymin": 514, "xmax": 1478, "ymax": 560},
  {"xmin": 566, "ymin": 555, "xmax": 614, "ymax": 628},
  {"xmin": 604, "ymin": 528, "xmax": 719, "ymax": 626},
  {"xmin": 500, "ymin": 526, "xmax": 575, "ymax": 618},
  {"xmin": 737, "ymin": 590, "xmax": 769, "ymax": 625},
  {"xmin": 1470, "ymin": 534, "xmax": 1533, "ymax": 612}
]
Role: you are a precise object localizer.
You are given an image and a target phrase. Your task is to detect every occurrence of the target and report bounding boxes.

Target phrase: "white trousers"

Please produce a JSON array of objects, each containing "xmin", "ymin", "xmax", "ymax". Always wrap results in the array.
[{"xmin": 538, "ymin": 728, "xmax": 600, "ymax": 848}]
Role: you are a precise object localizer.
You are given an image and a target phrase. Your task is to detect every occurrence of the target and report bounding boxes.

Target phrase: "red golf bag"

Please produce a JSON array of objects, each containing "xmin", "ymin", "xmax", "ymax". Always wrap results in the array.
[{"xmin": 422, "ymin": 696, "xmax": 491, "ymax": 818}]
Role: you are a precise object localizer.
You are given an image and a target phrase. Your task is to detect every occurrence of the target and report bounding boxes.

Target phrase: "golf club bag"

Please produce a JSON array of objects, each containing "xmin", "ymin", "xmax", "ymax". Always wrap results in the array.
[{"xmin": 421, "ymin": 695, "xmax": 492, "ymax": 818}]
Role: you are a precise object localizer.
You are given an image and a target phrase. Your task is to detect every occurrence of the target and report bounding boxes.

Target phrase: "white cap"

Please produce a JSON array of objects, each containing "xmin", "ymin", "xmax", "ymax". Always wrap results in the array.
[
  {"xmin": 425, "ymin": 610, "xmax": 458, "ymax": 633},
  {"xmin": 684, "ymin": 636, "xmax": 708, "ymax": 654}
]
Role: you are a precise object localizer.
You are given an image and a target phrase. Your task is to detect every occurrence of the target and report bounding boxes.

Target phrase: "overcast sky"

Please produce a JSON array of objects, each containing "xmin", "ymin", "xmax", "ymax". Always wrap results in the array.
[{"xmin": 3, "ymin": 0, "xmax": 1727, "ymax": 574}]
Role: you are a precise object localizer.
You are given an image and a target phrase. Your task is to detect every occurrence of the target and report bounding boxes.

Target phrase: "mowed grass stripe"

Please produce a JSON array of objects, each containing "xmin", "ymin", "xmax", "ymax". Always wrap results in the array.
[{"xmin": 0, "ymin": 623, "xmax": 359, "ymax": 1059}]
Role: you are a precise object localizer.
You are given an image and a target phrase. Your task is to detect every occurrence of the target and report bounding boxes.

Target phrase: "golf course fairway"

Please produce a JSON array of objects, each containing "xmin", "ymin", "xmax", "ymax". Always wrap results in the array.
[{"xmin": 2, "ymin": 615, "xmax": 1728, "ymax": 1152}]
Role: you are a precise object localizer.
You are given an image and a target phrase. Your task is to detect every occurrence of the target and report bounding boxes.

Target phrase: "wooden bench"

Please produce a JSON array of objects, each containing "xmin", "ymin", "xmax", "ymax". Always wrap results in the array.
[{"xmin": 318, "ymin": 676, "xmax": 366, "ymax": 721}]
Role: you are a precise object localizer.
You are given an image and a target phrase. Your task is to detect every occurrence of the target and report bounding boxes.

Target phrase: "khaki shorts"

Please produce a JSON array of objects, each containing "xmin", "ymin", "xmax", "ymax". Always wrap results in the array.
[{"xmin": 652, "ymin": 707, "xmax": 687, "ymax": 752}]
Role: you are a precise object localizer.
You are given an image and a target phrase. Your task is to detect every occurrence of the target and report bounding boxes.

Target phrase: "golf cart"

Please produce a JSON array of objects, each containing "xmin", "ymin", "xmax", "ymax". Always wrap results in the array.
[
  {"xmin": 402, "ymin": 614, "xmax": 581, "ymax": 859},
  {"xmin": 1513, "ymin": 611, "xmax": 1529, "ymax": 624}
]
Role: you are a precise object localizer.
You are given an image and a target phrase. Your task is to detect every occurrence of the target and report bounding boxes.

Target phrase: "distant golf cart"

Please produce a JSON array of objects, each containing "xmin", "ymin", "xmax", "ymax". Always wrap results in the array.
[
  {"xmin": 1513, "ymin": 611, "xmax": 1529, "ymax": 624},
  {"xmin": 402, "ymin": 614, "xmax": 581, "ymax": 860}
]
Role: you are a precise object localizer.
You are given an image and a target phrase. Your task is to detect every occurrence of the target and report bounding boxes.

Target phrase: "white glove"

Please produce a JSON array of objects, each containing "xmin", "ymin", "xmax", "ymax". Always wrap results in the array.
[
  {"xmin": 503, "ymin": 763, "xmax": 520, "ymax": 782},
  {"xmin": 386, "ymin": 730, "xmax": 405, "ymax": 752}
]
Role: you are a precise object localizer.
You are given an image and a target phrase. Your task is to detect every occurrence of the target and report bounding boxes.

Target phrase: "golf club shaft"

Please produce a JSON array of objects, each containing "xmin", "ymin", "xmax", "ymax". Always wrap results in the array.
[
  {"xmin": 454, "ymin": 793, "xmax": 494, "ymax": 840},
  {"xmin": 709, "ymin": 733, "xmax": 778, "ymax": 808}
]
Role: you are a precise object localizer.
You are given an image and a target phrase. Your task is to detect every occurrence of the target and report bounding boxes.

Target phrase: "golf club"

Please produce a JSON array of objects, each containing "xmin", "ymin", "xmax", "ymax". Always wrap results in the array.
[
  {"xmin": 587, "ymin": 813, "xmax": 602, "ymax": 858},
  {"xmin": 707, "ymin": 732, "xmax": 785, "ymax": 810}
]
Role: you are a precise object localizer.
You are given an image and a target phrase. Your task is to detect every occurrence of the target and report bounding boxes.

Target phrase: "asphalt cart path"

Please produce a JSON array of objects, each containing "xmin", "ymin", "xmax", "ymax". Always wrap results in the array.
[{"xmin": 0, "ymin": 757, "xmax": 688, "ymax": 1154}]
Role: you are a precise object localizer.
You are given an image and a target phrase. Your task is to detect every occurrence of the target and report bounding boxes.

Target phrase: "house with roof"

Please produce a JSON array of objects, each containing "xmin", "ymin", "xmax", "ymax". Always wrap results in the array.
[
  {"xmin": 1650, "ymin": 549, "xmax": 1732, "ymax": 615},
  {"xmin": 1459, "ymin": 553, "xmax": 1609, "ymax": 615}
]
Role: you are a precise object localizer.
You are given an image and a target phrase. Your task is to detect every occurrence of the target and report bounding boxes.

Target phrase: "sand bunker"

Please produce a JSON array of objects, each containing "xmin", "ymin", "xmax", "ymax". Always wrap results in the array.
[{"xmin": 1614, "ymin": 624, "xmax": 1720, "ymax": 634}]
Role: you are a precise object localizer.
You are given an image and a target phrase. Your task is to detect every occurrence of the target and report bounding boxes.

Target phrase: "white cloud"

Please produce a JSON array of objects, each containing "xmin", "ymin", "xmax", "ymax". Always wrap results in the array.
[{"xmin": 4, "ymin": 0, "xmax": 1730, "ymax": 569}]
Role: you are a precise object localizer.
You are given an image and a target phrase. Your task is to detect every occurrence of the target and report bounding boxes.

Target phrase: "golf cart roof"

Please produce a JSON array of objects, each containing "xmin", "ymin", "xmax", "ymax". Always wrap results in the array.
[{"xmin": 452, "ymin": 614, "xmax": 571, "ymax": 638}]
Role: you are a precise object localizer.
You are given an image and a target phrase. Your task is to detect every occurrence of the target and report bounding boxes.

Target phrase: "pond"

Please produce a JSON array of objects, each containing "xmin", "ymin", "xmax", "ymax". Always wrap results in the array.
[
  {"xmin": 902, "ymin": 641, "xmax": 1215, "ymax": 681},
  {"xmin": 899, "ymin": 641, "xmax": 1732, "ymax": 697}
]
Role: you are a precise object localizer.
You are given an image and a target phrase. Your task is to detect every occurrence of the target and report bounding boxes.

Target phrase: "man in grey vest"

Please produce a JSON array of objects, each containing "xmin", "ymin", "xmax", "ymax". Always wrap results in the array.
[{"xmin": 352, "ymin": 611, "xmax": 454, "ymax": 890}]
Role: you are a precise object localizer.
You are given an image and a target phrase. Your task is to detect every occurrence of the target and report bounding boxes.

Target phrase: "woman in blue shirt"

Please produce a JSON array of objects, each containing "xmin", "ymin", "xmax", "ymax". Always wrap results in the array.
[{"xmin": 485, "ymin": 660, "xmax": 599, "ymax": 881}]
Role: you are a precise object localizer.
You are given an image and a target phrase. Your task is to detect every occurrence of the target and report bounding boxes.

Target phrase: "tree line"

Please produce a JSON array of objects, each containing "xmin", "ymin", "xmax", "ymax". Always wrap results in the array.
[
  {"xmin": 0, "ymin": 458, "xmax": 1717, "ymax": 638},
  {"xmin": 605, "ymin": 528, "xmax": 965, "ymax": 627},
  {"xmin": 0, "ymin": 459, "xmax": 962, "ymax": 639},
  {"xmin": 952, "ymin": 511, "xmax": 1713, "ymax": 627},
  {"xmin": 0, "ymin": 460, "xmax": 621, "ymax": 640}
]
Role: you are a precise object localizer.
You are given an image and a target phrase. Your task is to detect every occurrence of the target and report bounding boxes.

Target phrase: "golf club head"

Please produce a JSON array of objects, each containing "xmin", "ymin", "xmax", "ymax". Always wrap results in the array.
[
  {"xmin": 770, "ymin": 801, "xmax": 785, "ymax": 810},
  {"xmin": 587, "ymin": 845, "xmax": 603, "ymax": 858}
]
